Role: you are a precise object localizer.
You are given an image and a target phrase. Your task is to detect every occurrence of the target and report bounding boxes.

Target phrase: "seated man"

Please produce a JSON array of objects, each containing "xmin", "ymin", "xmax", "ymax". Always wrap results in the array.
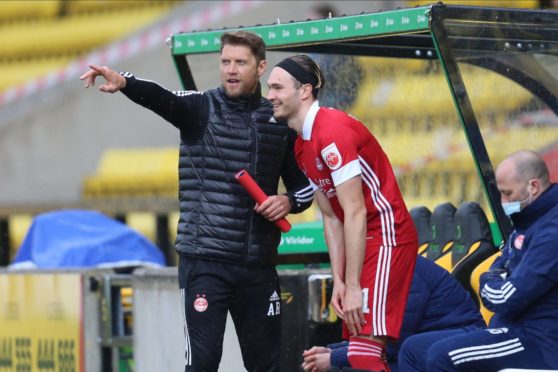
[
  {"xmin": 301, "ymin": 255, "xmax": 485, "ymax": 372},
  {"xmin": 397, "ymin": 149, "xmax": 558, "ymax": 371}
]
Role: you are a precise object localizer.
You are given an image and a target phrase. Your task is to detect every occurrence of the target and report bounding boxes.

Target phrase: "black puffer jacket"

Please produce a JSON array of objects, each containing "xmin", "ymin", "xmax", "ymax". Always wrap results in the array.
[{"xmin": 121, "ymin": 75, "xmax": 313, "ymax": 266}]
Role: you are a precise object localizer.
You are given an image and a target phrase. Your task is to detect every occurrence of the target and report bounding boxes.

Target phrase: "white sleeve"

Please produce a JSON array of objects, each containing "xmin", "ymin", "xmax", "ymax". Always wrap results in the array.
[{"xmin": 331, "ymin": 159, "xmax": 361, "ymax": 186}]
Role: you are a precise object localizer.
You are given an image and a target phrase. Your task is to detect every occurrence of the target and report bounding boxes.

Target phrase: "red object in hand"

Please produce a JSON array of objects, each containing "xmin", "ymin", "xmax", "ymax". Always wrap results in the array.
[{"xmin": 234, "ymin": 169, "xmax": 292, "ymax": 233}]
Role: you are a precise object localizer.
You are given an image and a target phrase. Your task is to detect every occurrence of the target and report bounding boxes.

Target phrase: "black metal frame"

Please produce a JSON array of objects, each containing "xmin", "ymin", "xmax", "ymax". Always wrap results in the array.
[{"xmin": 429, "ymin": 5, "xmax": 513, "ymax": 239}]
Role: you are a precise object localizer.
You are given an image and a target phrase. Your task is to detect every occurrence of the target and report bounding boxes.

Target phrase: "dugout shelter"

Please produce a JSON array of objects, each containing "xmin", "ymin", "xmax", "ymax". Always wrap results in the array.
[
  {"xmin": 1, "ymin": 4, "xmax": 557, "ymax": 372},
  {"xmin": 169, "ymin": 7, "xmax": 558, "ymax": 368},
  {"xmin": 170, "ymin": 2, "xmax": 558, "ymax": 249}
]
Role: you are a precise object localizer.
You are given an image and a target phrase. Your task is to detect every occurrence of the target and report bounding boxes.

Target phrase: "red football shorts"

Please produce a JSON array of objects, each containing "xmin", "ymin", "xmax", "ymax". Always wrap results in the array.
[{"xmin": 342, "ymin": 240, "xmax": 417, "ymax": 341}]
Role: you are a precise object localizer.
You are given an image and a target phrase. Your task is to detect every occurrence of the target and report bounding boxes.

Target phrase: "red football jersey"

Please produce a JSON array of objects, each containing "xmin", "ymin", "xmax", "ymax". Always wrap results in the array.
[{"xmin": 295, "ymin": 103, "xmax": 417, "ymax": 246}]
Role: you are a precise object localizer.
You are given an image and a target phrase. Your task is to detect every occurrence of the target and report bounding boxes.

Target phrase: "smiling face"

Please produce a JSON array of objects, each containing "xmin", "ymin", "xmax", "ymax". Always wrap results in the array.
[
  {"xmin": 266, "ymin": 67, "xmax": 304, "ymax": 121},
  {"xmin": 220, "ymin": 44, "xmax": 266, "ymax": 98}
]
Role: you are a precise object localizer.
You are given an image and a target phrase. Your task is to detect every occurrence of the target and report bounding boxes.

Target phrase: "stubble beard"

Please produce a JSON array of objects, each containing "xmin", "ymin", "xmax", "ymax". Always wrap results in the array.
[{"xmin": 225, "ymin": 78, "xmax": 258, "ymax": 99}]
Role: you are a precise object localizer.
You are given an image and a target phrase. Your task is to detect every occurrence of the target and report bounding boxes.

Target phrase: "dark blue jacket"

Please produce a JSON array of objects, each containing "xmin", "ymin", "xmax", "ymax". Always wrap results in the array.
[
  {"xmin": 480, "ymin": 183, "xmax": 558, "ymax": 368},
  {"xmin": 330, "ymin": 255, "xmax": 484, "ymax": 368}
]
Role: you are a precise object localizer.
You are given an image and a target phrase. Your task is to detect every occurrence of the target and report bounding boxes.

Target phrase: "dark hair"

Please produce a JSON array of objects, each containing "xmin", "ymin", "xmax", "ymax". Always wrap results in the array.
[
  {"xmin": 220, "ymin": 30, "xmax": 266, "ymax": 63},
  {"xmin": 286, "ymin": 55, "xmax": 325, "ymax": 99}
]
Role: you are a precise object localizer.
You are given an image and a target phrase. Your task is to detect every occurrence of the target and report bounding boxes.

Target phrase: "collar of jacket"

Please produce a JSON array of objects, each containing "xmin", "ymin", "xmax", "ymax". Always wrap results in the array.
[{"xmin": 511, "ymin": 183, "xmax": 558, "ymax": 229}]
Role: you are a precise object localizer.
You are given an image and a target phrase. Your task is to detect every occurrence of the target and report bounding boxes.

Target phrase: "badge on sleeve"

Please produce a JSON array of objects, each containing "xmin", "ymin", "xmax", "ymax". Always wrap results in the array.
[
  {"xmin": 321, "ymin": 143, "xmax": 342, "ymax": 171},
  {"xmin": 514, "ymin": 234, "xmax": 525, "ymax": 249}
]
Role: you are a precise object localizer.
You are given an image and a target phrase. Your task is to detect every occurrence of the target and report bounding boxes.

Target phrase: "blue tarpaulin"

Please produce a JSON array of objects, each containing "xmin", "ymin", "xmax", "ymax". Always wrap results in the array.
[{"xmin": 11, "ymin": 210, "xmax": 165, "ymax": 269}]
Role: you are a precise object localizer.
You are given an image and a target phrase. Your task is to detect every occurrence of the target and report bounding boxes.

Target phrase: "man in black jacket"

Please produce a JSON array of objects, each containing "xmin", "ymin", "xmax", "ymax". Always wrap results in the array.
[{"xmin": 81, "ymin": 31, "xmax": 313, "ymax": 372}]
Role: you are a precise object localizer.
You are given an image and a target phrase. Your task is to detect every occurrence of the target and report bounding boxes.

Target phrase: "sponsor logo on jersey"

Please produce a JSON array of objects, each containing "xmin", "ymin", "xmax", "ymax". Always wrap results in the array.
[
  {"xmin": 313, "ymin": 177, "xmax": 336, "ymax": 198},
  {"xmin": 194, "ymin": 294, "xmax": 208, "ymax": 312},
  {"xmin": 514, "ymin": 234, "xmax": 525, "ymax": 249},
  {"xmin": 315, "ymin": 178, "xmax": 331, "ymax": 188},
  {"xmin": 324, "ymin": 189, "xmax": 336, "ymax": 198},
  {"xmin": 321, "ymin": 143, "xmax": 342, "ymax": 170}
]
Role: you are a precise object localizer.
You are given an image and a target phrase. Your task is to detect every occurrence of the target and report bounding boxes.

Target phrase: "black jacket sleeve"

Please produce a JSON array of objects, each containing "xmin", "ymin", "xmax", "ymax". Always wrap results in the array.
[
  {"xmin": 119, "ymin": 72, "xmax": 208, "ymax": 133},
  {"xmin": 281, "ymin": 129, "xmax": 314, "ymax": 214}
]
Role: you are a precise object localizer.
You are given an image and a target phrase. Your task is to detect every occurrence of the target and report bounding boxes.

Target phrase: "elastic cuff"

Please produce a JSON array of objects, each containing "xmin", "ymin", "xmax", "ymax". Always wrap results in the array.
[{"xmin": 285, "ymin": 192, "xmax": 297, "ymax": 211}]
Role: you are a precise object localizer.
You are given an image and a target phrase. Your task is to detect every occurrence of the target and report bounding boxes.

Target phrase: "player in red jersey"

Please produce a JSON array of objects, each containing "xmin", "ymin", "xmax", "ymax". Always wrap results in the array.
[{"xmin": 267, "ymin": 55, "xmax": 419, "ymax": 371}]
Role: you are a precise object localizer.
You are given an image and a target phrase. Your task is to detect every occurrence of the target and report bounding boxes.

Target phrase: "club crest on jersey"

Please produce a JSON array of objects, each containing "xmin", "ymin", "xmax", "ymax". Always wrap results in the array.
[
  {"xmin": 315, "ymin": 157, "xmax": 324, "ymax": 171},
  {"xmin": 194, "ymin": 294, "xmax": 208, "ymax": 312},
  {"xmin": 321, "ymin": 143, "xmax": 342, "ymax": 170},
  {"xmin": 514, "ymin": 234, "xmax": 525, "ymax": 249}
]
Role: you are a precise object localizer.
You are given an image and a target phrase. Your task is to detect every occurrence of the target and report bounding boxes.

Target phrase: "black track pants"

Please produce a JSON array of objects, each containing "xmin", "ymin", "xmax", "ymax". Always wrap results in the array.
[{"xmin": 178, "ymin": 256, "xmax": 281, "ymax": 372}]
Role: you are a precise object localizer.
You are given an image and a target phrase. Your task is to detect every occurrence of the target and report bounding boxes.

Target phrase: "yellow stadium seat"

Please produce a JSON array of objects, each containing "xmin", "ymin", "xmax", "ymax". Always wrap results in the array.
[
  {"xmin": 434, "ymin": 245, "xmax": 454, "ymax": 272},
  {"xmin": 8, "ymin": 214, "xmax": 33, "ymax": 260},
  {"xmin": 0, "ymin": 1, "xmax": 60, "ymax": 22},
  {"xmin": 0, "ymin": 1, "xmax": 177, "ymax": 95},
  {"xmin": 451, "ymin": 202, "xmax": 494, "ymax": 267},
  {"xmin": 352, "ymin": 62, "xmax": 531, "ymax": 127},
  {"xmin": 0, "ymin": 57, "xmax": 73, "ymax": 91},
  {"xmin": 82, "ymin": 147, "xmax": 179, "ymax": 199},
  {"xmin": 426, "ymin": 202, "xmax": 456, "ymax": 262},
  {"xmin": 127, "ymin": 212, "xmax": 157, "ymax": 243},
  {"xmin": 0, "ymin": 6, "xmax": 174, "ymax": 61},
  {"xmin": 417, "ymin": 243, "xmax": 428, "ymax": 256},
  {"xmin": 168, "ymin": 211, "xmax": 180, "ymax": 245},
  {"xmin": 471, "ymin": 252, "xmax": 500, "ymax": 324},
  {"xmin": 410, "ymin": 205, "xmax": 432, "ymax": 256},
  {"xmin": 64, "ymin": 0, "xmax": 175, "ymax": 15},
  {"xmin": 452, "ymin": 243, "xmax": 500, "ymax": 325}
]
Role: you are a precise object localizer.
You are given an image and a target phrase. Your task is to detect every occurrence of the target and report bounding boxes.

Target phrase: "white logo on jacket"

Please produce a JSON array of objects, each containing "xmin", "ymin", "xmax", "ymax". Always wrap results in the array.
[{"xmin": 267, "ymin": 291, "xmax": 281, "ymax": 316}]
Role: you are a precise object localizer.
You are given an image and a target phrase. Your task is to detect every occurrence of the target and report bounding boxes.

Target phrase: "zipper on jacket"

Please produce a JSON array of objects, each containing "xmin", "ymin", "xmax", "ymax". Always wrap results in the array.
[{"xmin": 241, "ymin": 116, "xmax": 258, "ymax": 263}]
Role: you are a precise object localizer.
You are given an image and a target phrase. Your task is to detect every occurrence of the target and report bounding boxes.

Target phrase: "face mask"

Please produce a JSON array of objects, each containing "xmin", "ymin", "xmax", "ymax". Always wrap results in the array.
[
  {"xmin": 501, "ymin": 184, "xmax": 533, "ymax": 216},
  {"xmin": 501, "ymin": 201, "xmax": 521, "ymax": 216}
]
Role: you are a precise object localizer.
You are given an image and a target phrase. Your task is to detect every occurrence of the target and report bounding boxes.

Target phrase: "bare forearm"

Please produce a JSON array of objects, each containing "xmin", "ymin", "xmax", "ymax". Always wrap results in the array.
[
  {"xmin": 316, "ymin": 191, "xmax": 346, "ymax": 283},
  {"xmin": 343, "ymin": 209, "xmax": 366, "ymax": 286},
  {"xmin": 323, "ymin": 217, "xmax": 346, "ymax": 283}
]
